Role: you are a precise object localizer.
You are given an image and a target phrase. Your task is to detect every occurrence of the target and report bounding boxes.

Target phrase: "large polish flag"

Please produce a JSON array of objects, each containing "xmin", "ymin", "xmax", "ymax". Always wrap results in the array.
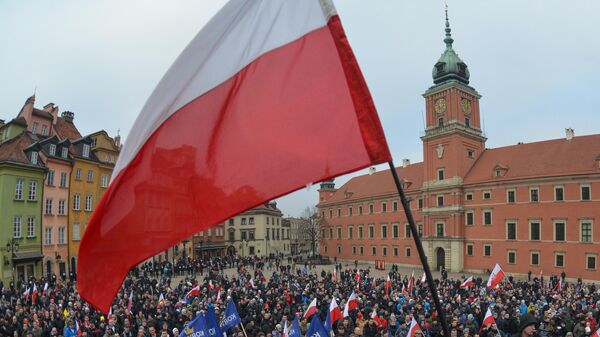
[
  {"xmin": 460, "ymin": 276, "xmax": 474, "ymax": 289},
  {"xmin": 304, "ymin": 298, "xmax": 318, "ymax": 319},
  {"xmin": 343, "ymin": 291, "xmax": 358, "ymax": 317},
  {"xmin": 329, "ymin": 298, "xmax": 343, "ymax": 324},
  {"xmin": 482, "ymin": 308, "xmax": 495, "ymax": 328},
  {"xmin": 486, "ymin": 264, "xmax": 506, "ymax": 290},
  {"xmin": 77, "ymin": 0, "xmax": 391, "ymax": 312}
]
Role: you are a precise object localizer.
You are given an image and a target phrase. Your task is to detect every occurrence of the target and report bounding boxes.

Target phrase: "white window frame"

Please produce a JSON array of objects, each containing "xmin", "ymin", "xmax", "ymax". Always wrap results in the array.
[
  {"xmin": 483, "ymin": 190, "xmax": 492, "ymax": 200},
  {"xmin": 465, "ymin": 192, "xmax": 473, "ymax": 201},
  {"xmin": 465, "ymin": 210, "xmax": 474, "ymax": 226},
  {"xmin": 437, "ymin": 168, "xmax": 445, "ymax": 181},
  {"xmin": 553, "ymin": 220, "xmax": 566, "ymax": 242},
  {"xmin": 49, "ymin": 144, "xmax": 56, "ymax": 156},
  {"xmin": 381, "ymin": 202, "xmax": 387, "ymax": 213},
  {"xmin": 58, "ymin": 227, "xmax": 65, "ymax": 244},
  {"xmin": 58, "ymin": 199, "xmax": 66, "ymax": 215},
  {"xmin": 75, "ymin": 168, "xmax": 82, "ymax": 180},
  {"xmin": 45, "ymin": 227, "xmax": 53, "ymax": 245},
  {"xmin": 530, "ymin": 251, "xmax": 540, "ymax": 266},
  {"xmin": 15, "ymin": 178, "xmax": 24, "ymax": 200},
  {"xmin": 368, "ymin": 224, "xmax": 374, "ymax": 239},
  {"xmin": 381, "ymin": 224, "xmax": 388, "ymax": 239},
  {"xmin": 13, "ymin": 216, "xmax": 22, "ymax": 238},
  {"xmin": 554, "ymin": 252, "xmax": 565, "ymax": 268},
  {"xmin": 382, "ymin": 246, "xmax": 387, "ymax": 257},
  {"xmin": 529, "ymin": 220, "xmax": 541, "ymax": 241},
  {"xmin": 506, "ymin": 221, "xmax": 517, "ymax": 240},
  {"xmin": 371, "ymin": 246, "xmax": 376, "ymax": 256},
  {"xmin": 73, "ymin": 193, "xmax": 81, "ymax": 211},
  {"xmin": 73, "ymin": 223, "xmax": 80, "ymax": 241},
  {"xmin": 580, "ymin": 220, "xmax": 593, "ymax": 243},
  {"xmin": 483, "ymin": 244, "xmax": 492, "ymax": 257},
  {"xmin": 586, "ymin": 254, "xmax": 597, "ymax": 270},
  {"xmin": 61, "ymin": 147, "xmax": 68, "ymax": 158},
  {"xmin": 437, "ymin": 194, "xmax": 444, "ymax": 207},
  {"xmin": 47, "ymin": 170, "xmax": 55, "ymax": 186},
  {"xmin": 27, "ymin": 217, "xmax": 35, "ymax": 238},
  {"xmin": 101, "ymin": 175, "xmax": 109, "ymax": 188},
  {"xmin": 507, "ymin": 250, "xmax": 517, "ymax": 264},
  {"xmin": 82, "ymin": 144, "xmax": 90, "ymax": 158},
  {"xmin": 87, "ymin": 169, "xmax": 94, "ymax": 182},
  {"xmin": 483, "ymin": 209, "xmax": 493, "ymax": 226},
  {"xmin": 60, "ymin": 172, "xmax": 68, "ymax": 187},
  {"xmin": 405, "ymin": 246, "xmax": 411, "ymax": 257},
  {"xmin": 581, "ymin": 184, "xmax": 591, "ymax": 201},
  {"xmin": 347, "ymin": 226, "xmax": 354, "ymax": 239},
  {"xmin": 466, "ymin": 243, "xmax": 474, "ymax": 256},
  {"xmin": 45, "ymin": 199, "xmax": 53, "ymax": 215},
  {"xmin": 85, "ymin": 194, "xmax": 93, "ymax": 211},
  {"xmin": 436, "ymin": 222, "xmax": 445, "ymax": 238},
  {"xmin": 506, "ymin": 189, "xmax": 516, "ymax": 203},
  {"xmin": 554, "ymin": 185, "xmax": 565, "ymax": 202},
  {"xmin": 529, "ymin": 187, "xmax": 539, "ymax": 202},
  {"xmin": 28, "ymin": 180, "xmax": 37, "ymax": 201},
  {"xmin": 30, "ymin": 152, "xmax": 38, "ymax": 165}
]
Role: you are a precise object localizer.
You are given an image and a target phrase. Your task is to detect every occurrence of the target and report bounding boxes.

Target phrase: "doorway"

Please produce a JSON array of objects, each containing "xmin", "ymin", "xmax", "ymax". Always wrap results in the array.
[{"xmin": 435, "ymin": 247, "xmax": 446, "ymax": 271}]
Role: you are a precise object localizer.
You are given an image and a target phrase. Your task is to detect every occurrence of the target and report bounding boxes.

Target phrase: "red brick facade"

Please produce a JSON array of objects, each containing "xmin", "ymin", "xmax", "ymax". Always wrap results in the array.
[{"xmin": 318, "ymin": 17, "xmax": 600, "ymax": 280}]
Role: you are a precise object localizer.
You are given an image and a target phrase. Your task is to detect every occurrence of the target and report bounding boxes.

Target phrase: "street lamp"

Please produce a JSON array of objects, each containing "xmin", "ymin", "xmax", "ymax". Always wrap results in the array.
[{"xmin": 4, "ymin": 238, "xmax": 19, "ymax": 282}]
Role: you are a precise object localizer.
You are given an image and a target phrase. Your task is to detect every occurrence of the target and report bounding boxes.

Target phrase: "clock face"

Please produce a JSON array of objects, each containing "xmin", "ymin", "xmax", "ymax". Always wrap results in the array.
[
  {"xmin": 434, "ymin": 98, "xmax": 446, "ymax": 114},
  {"xmin": 461, "ymin": 98, "xmax": 472, "ymax": 113}
]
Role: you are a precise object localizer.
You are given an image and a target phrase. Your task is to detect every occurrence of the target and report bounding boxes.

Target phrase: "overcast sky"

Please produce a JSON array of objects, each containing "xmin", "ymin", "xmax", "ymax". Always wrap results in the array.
[{"xmin": 1, "ymin": 1, "xmax": 598, "ymax": 217}]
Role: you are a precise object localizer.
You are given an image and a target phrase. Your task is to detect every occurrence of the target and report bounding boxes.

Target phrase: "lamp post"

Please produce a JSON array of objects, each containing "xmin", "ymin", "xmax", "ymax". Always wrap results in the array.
[
  {"xmin": 182, "ymin": 239, "xmax": 189, "ymax": 260},
  {"xmin": 4, "ymin": 238, "xmax": 20, "ymax": 282}
]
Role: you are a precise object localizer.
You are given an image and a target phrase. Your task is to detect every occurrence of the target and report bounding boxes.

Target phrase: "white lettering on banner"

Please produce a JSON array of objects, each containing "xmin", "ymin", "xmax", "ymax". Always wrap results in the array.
[
  {"xmin": 208, "ymin": 328, "xmax": 216, "ymax": 336},
  {"xmin": 222, "ymin": 314, "xmax": 238, "ymax": 326},
  {"xmin": 309, "ymin": 333, "xmax": 322, "ymax": 337},
  {"xmin": 187, "ymin": 331, "xmax": 206, "ymax": 337}
]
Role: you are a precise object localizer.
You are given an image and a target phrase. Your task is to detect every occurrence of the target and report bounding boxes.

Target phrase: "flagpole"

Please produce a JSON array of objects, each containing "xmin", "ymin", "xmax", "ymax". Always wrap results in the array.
[
  {"xmin": 388, "ymin": 161, "xmax": 450, "ymax": 337},
  {"xmin": 239, "ymin": 322, "xmax": 249, "ymax": 337}
]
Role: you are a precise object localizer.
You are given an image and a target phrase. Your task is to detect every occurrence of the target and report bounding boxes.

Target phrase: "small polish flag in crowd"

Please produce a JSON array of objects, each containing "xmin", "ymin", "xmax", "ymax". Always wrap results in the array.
[
  {"xmin": 216, "ymin": 290, "xmax": 223, "ymax": 304},
  {"xmin": 420, "ymin": 272, "xmax": 427, "ymax": 284},
  {"xmin": 333, "ymin": 268, "xmax": 337, "ymax": 282},
  {"xmin": 283, "ymin": 322, "xmax": 289, "ymax": 337},
  {"xmin": 43, "ymin": 282, "xmax": 49, "ymax": 296},
  {"xmin": 32, "ymin": 284, "xmax": 38, "ymax": 304},
  {"xmin": 408, "ymin": 271, "xmax": 415, "ymax": 293},
  {"xmin": 24, "ymin": 287, "xmax": 30, "ymax": 301},
  {"xmin": 460, "ymin": 276, "xmax": 474, "ymax": 289},
  {"xmin": 157, "ymin": 293, "xmax": 166, "ymax": 309},
  {"xmin": 107, "ymin": 307, "xmax": 113, "ymax": 322},
  {"xmin": 343, "ymin": 292, "xmax": 358, "ymax": 317},
  {"xmin": 184, "ymin": 285, "xmax": 200, "ymax": 301},
  {"xmin": 482, "ymin": 307, "xmax": 496, "ymax": 328},
  {"xmin": 329, "ymin": 298, "xmax": 343, "ymax": 324},
  {"xmin": 385, "ymin": 275, "xmax": 392, "ymax": 296},
  {"xmin": 590, "ymin": 328, "xmax": 600, "ymax": 337},
  {"xmin": 127, "ymin": 290, "xmax": 133, "ymax": 314},
  {"xmin": 249, "ymin": 278, "xmax": 256, "ymax": 288},
  {"xmin": 304, "ymin": 298, "xmax": 318, "ymax": 319},
  {"xmin": 355, "ymin": 270, "xmax": 361, "ymax": 286},
  {"xmin": 408, "ymin": 317, "xmax": 423, "ymax": 337},
  {"xmin": 487, "ymin": 264, "xmax": 505, "ymax": 290},
  {"xmin": 401, "ymin": 284, "xmax": 406, "ymax": 295},
  {"xmin": 556, "ymin": 278, "xmax": 563, "ymax": 292}
]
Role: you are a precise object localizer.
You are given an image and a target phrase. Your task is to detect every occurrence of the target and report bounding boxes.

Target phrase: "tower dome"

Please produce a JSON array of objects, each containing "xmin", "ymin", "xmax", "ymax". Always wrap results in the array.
[{"xmin": 432, "ymin": 7, "xmax": 470, "ymax": 85}]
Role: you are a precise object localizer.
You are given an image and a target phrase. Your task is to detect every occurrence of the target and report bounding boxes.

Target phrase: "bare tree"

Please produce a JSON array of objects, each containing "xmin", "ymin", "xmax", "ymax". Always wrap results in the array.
[{"xmin": 299, "ymin": 206, "xmax": 323, "ymax": 257}]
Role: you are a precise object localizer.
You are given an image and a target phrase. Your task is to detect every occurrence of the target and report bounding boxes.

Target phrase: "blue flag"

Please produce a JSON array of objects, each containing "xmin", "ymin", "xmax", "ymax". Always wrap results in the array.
[
  {"xmin": 179, "ymin": 313, "xmax": 208, "ymax": 337},
  {"xmin": 288, "ymin": 317, "xmax": 302, "ymax": 337},
  {"xmin": 324, "ymin": 309, "xmax": 332, "ymax": 333},
  {"xmin": 204, "ymin": 305, "xmax": 224, "ymax": 337},
  {"xmin": 306, "ymin": 314, "xmax": 328, "ymax": 337},
  {"xmin": 221, "ymin": 298, "xmax": 242, "ymax": 331}
]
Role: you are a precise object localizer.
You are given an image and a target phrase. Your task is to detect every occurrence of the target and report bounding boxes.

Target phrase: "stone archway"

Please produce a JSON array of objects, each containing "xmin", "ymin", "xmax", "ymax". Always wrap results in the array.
[
  {"xmin": 227, "ymin": 246, "xmax": 236, "ymax": 256},
  {"xmin": 435, "ymin": 247, "xmax": 446, "ymax": 271}
]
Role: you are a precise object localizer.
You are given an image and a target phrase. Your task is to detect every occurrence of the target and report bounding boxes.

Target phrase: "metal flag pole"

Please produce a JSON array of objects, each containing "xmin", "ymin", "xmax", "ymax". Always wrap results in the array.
[{"xmin": 388, "ymin": 161, "xmax": 451, "ymax": 337}]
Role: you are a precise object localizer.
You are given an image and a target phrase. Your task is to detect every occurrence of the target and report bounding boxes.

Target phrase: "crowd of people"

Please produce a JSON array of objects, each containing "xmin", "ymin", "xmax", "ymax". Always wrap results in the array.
[{"xmin": 0, "ymin": 254, "xmax": 599, "ymax": 337}]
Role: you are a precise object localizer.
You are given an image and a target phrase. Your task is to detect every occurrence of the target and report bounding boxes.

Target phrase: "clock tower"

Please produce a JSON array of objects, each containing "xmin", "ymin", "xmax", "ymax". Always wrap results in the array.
[{"xmin": 419, "ymin": 8, "xmax": 486, "ymax": 272}]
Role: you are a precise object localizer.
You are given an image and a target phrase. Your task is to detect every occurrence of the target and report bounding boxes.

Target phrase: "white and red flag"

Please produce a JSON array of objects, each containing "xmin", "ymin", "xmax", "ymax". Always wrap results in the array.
[
  {"xmin": 332, "ymin": 268, "xmax": 337, "ymax": 282},
  {"xmin": 385, "ymin": 275, "xmax": 392, "ymax": 296},
  {"xmin": 107, "ymin": 307, "xmax": 113, "ymax": 322},
  {"xmin": 460, "ymin": 276, "xmax": 474, "ymax": 289},
  {"xmin": 184, "ymin": 285, "xmax": 200, "ymax": 301},
  {"xmin": 343, "ymin": 291, "xmax": 358, "ymax": 317},
  {"xmin": 329, "ymin": 298, "xmax": 343, "ymax": 325},
  {"xmin": 32, "ymin": 284, "xmax": 38, "ymax": 304},
  {"xmin": 408, "ymin": 317, "xmax": 423, "ymax": 337},
  {"xmin": 23, "ymin": 287, "xmax": 30, "ymax": 301},
  {"xmin": 555, "ymin": 278, "xmax": 563, "ymax": 292},
  {"xmin": 127, "ymin": 290, "xmax": 133, "ymax": 314},
  {"xmin": 408, "ymin": 271, "xmax": 415, "ymax": 293},
  {"xmin": 401, "ymin": 284, "xmax": 406, "ymax": 295},
  {"xmin": 304, "ymin": 298, "xmax": 318, "ymax": 319},
  {"xmin": 482, "ymin": 308, "xmax": 495, "ymax": 328},
  {"xmin": 157, "ymin": 293, "xmax": 166, "ymax": 309},
  {"xmin": 590, "ymin": 328, "xmax": 600, "ymax": 337},
  {"xmin": 420, "ymin": 272, "xmax": 427, "ymax": 284},
  {"xmin": 283, "ymin": 322, "xmax": 289, "ymax": 337},
  {"xmin": 487, "ymin": 264, "xmax": 505, "ymax": 290},
  {"xmin": 77, "ymin": 0, "xmax": 391, "ymax": 312},
  {"xmin": 43, "ymin": 282, "xmax": 49, "ymax": 296}
]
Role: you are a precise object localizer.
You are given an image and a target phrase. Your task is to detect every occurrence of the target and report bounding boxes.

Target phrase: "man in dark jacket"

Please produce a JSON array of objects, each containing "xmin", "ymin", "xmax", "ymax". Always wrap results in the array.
[{"xmin": 517, "ymin": 314, "xmax": 538, "ymax": 337}]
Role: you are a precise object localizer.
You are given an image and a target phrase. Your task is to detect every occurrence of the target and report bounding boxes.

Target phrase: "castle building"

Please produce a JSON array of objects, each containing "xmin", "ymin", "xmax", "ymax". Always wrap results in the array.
[{"xmin": 317, "ymin": 11, "xmax": 600, "ymax": 279}]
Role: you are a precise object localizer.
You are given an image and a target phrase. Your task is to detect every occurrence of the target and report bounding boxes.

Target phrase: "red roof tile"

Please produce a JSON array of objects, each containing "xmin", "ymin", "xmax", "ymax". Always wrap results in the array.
[
  {"xmin": 320, "ymin": 163, "xmax": 424, "ymax": 205},
  {"xmin": 54, "ymin": 116, "xmax": 82, "ymax": 141},
  {"xmin": 0, "ymin": 132, "xmax": 35, "ymax": 164},
  {"xmin": 464, "ymin": 134, "xmax": 600, "ymax": 184}
]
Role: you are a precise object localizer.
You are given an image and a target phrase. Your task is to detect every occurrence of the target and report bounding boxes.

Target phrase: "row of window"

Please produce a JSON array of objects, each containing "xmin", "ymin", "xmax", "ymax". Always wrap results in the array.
[
  {"xmin": 324, "ymin": 244, "xmax": 412, "ymax": 258},
  {"xmin": 228, "ymin": 217, "xmax": 281, "ymax": 226},
  {"xmin": 72, "ymin": 194, "xmax": 94, "ymax": 212},
  {"xmin": 45, "ymin": 199, "xmax": 67, "ymax": 215},
  {"xmin": 46, "ymin": 170, "xmax": 70, "ymax": 188},
  {"xmin": 44, "ymin": 227, "xmax": 67, "ymax": 245},
  {"xmin": 327, "ymin": 223, "xmax": 424, "ymax": 240},
  {"xmin": 31, "ymin": 122, "xmax": 49, "ymax": 136},
  {"xmin": 14, "ymin": 179, "xmax": 38, "ymax": 201},
  {"xmin": 198, "ymin": 226, "xmax": 225, "ymax": 237},
  {"xmin": 471, "ymin": 219, "xmax": 594, "ymax": 243},
  {"xmin": 465, "ymin": 185, "xmax": 592, "ymax": 203},
  {"xmin": 46, "ymin": 169, "xmax": 109, "ymax": 188},
  {"xmin": 228, "ymin": 228, "xmax": 290, "ymax": 241},
  {"xmin": 12, "ymin": 216, "xmax": 36, "ymax": 238},
  {"xmin": 322, "ymin": 184, "xmax": 592, "ymax": 219},
  {"xmin": 465, "ymin": 245, "xmax": 597, "ymax": 270}
]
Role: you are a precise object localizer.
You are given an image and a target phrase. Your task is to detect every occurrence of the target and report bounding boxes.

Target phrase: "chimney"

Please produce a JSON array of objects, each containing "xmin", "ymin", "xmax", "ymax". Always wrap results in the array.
[
  {"xmin": 61, "ymin": 111, "xmax": 74, "ymax": 123},
  {"xmin": 402, "ymin": 158, "xmax": 410, "ymax": 168},
  {"xmin": 114, "ymin": 129, "xmax": 121, "ymax": 149},
  {"xmin": 565, "ymin": 128, "xmax": 574, "ymax": 141},
  {"xmin": 43, "ymin": 103, "xmax": 55, "ymax": 112}
]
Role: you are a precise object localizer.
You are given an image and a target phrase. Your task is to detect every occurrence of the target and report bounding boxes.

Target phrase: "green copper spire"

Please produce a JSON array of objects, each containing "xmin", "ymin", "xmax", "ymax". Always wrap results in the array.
[
  {"xmin": 444, "ymin": 5, "xmax": 454, "ymax": 48},
  {"xmin": 432, "ymin": 5, "xmax": 470, "ymax": 85}
]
